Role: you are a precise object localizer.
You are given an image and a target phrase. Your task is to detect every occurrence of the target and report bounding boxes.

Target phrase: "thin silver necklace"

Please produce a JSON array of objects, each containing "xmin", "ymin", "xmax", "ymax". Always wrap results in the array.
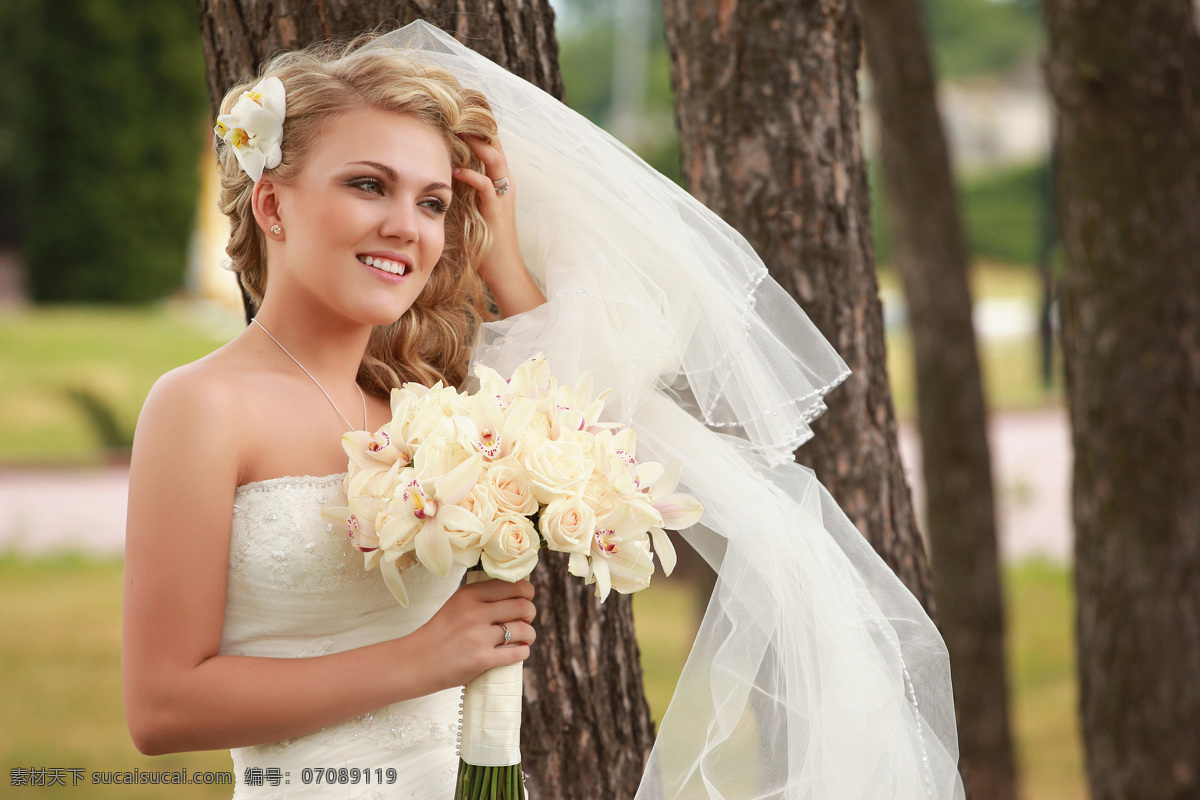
[{"xmin": 251, "ymin": 317, "xmax": 367, "ymax": 432}]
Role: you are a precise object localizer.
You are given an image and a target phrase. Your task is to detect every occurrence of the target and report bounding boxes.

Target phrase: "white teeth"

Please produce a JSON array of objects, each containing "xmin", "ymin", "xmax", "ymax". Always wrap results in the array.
[{"xmin": 358, "ymin": 255, "xmax": 407, "ymax": 275}]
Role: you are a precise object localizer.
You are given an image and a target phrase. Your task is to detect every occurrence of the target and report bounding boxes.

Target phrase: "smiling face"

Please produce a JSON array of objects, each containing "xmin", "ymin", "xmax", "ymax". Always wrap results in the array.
[{"xmin": 259, "ymin": 106, "xmax": 455, "ymax": 327}]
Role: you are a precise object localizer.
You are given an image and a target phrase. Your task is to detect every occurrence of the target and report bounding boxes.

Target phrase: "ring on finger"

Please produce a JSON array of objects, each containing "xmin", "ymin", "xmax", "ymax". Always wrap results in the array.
[
  {"xmin": 499, "ymin": 623, "xmax": 512, "ymax": 645},
  {"xmin": 492, "ymin": 175, "xmax": 510, "ymax": 196}
]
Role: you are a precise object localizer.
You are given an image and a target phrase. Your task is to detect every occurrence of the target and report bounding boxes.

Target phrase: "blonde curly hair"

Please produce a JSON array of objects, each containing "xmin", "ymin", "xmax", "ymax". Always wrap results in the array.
[{"xmin": 213, "ymin": 32, "xmax": 498, "ymax": 394}]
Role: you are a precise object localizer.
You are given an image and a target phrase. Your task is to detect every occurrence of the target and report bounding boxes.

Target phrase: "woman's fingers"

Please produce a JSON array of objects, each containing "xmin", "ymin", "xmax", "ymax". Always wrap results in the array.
[
  {"xmin": 466, "ymin": 577, "xmax": 534, "ymax": 602},
  {"xmin": 453, "ymin": 133, "xmax": 514, "ymax": 211},
  {"xmin": 452, "ymin": 164, "xmax": 503, "ymax": 202},
  {"xmin": 458, "ymin": 132, "xmax": 509, "ymax": 183},
  {"xmin": 484, "ymin": 596, "xmax": 536, "ymax": 626},
  {"xmin": 496, "ymin": 620, "xmax": 535, "ymax": 647}
]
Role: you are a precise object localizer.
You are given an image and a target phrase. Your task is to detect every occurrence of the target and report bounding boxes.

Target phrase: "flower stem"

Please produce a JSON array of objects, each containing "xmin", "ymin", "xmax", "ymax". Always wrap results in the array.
[{"xmin": 453, "ymin": 762, "xmax": 525, "ymax": 800}]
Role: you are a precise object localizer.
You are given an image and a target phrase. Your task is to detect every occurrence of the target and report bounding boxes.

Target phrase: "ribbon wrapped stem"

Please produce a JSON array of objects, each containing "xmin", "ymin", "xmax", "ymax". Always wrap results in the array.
[{"xmin": 455, "ymin": 570, "xmax": 527, "ymax": 799}]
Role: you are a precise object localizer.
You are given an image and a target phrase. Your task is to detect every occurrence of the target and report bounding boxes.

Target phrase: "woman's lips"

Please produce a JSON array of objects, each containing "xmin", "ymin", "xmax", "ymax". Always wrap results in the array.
[
  {"xmin": 357, "ymin": 254, "xmax": 410, "ymax": 284},
  {"xmin": 357, "ymin": 254, "xmax": 410, "ymax": 275}
]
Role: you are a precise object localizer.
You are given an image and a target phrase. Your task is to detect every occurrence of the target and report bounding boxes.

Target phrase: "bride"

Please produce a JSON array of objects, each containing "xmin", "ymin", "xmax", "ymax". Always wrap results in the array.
[{"xmin": 122, "ymin": 19, "xmax": 967, "ymax": 800}]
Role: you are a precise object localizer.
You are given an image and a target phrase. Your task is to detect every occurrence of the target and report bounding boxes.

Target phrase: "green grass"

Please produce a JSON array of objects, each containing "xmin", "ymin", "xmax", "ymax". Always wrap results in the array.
[
  {"xmin": 877, "ymin": 260, "xmax": 1064, "ymax": 421},
  {"xmin": 0, "ymin": 552, "xmax": 1082, "ymax": 799},
  {"xmin": 0, "ymin": 553, "xmax": 235, "ymax": 798},
  {"xmin": 1004, "ymin": 556, "xmax": 1085, "ymax": 800},
  {"xmin": 0, "ymin": 303, "xmax": 235, "ymax": 466}
]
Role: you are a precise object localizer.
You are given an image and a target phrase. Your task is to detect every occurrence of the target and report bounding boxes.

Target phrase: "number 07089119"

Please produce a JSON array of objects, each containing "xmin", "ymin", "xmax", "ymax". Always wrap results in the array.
[{"xmin": 300, "ymin": 767, "xmax": 398, "ymax": 785}]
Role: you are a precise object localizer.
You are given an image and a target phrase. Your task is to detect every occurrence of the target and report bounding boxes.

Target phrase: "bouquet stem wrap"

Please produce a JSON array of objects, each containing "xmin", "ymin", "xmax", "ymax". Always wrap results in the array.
[{"xmin": 455, "ymin": 570, "xmax": 525, "ymax": 799}]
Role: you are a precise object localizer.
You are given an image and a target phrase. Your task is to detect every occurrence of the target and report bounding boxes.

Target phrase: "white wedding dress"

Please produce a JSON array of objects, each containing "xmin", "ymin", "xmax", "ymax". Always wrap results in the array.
[{"xmin": 220, "ymin": 472, "xmax": 468, "ymax": 799}]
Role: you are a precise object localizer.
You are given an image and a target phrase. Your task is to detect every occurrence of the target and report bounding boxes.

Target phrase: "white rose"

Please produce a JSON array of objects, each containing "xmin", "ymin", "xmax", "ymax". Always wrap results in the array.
[
  {"xmin": 481, "ymin": 512, "xmax": 541, "ymax": 582},
  {"xmin": 582, "ymin": 472, "xmax": 620, "ymax": 520},
  {"xmin": 412, "ymin": 434, "xmax": 474, "ymax": 484},
  {"xmin": 528, "ymin": 409, "xmax": 552, "ymax": 440},
  {"xmin": 484, "ymin": 457, "xmax": 539, "ymax": 515},
  {"xmin": 539, "ymin": 497, "xmax": 595, "ymax": 555},
  {"xmin": 511, "ymin": 431, "xmax": 549, "ymax": 468},
  {"xmin": 457, "ymin": 480, "xmax": 499, "ymax": 529},
  {"xmin": 525, "ymin": 440, "xmax": 594, "ymax": 504},
  {"xmin": 401, "ymin": 386, "xmax": 469, "ymax": 450},
  {"xmin": 558, "ymin": 428, "xmax": 597, "ymax": 455}
]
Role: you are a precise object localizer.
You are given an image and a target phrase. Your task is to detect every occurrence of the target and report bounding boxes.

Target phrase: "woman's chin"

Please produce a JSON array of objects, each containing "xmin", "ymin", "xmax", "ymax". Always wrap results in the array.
[{"xmin": 355, "ymin": 300, "xmax": 418, "ymax": 328}]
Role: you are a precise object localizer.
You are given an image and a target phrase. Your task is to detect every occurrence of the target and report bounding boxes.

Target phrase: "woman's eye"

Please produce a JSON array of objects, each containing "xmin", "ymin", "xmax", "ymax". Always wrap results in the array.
[
  {"xmin": 422, "ymin": 198, "xmax": 450, "ymax": 215},
  {"xmin": 350, "ymin": 178, "xmax": 383, "ymax": 194}
]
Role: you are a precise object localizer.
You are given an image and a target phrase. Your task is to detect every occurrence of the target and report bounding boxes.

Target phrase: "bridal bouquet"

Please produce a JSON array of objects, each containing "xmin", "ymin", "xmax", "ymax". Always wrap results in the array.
[{"xmin": 321, "ymin": 354, "xmax": 702, "ymax": 799}]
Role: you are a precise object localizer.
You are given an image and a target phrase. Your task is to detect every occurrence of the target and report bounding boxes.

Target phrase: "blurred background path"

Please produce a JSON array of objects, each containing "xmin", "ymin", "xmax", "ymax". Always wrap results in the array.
[{"xmin": 0, "ymin": 405, "xmax": 1072, "ymax": 562}]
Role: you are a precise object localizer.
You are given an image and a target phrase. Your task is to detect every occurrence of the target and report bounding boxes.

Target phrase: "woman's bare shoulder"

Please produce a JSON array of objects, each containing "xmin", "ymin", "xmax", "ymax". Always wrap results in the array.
[{"xmin": 133, "ymin": 343, "xmax": 261, "ymax": 490}]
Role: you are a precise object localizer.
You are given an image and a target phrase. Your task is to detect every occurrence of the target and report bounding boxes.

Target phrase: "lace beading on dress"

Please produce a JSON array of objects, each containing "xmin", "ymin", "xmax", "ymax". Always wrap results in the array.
[{"xmin": 220, "ymin": 474, "xmax": 467, "ymax": 799}]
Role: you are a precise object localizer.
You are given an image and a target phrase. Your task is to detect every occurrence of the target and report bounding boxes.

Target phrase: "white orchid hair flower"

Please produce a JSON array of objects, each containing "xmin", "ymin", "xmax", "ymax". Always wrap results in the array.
[{"xmin": 214, "ymin": 75, "xmax": 286, "ymax": 183}]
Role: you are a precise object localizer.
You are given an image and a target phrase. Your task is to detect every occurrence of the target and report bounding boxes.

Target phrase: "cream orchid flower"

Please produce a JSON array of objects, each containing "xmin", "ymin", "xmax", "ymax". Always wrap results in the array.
[
  {"xmin": 375, "ymin": 452, "xmax": 485, "ymax": 606},
  {"xmin": 546, "ymin": 371, "xmax": 616, "ymax": 439},
  {"xmin": 320, "ymin": 493, "xmax": 383, "ymax": 561},
  {"xmin": 213, "ymin": 76, "xmax": 285, "ymax": 183},
  {"xmin": 468, "ymin": 391, "xmax": 538, "ymax": 460},
  {"xmin": 507, "ymin": 354, "xmax": 552, "ymax": 400},
  {"xmin": 472, "ymin": 363, "xmax": 515, "ymax": 409},
  {"xmin": 569, "ymin": 507, "xmax": 655, "ymax": 602},
  {"xmin": 638, "ymin": 458, "xmax": 703, "ymax": 577},
  {"xmin": 344, "ymin": 458, "xmax": 402, "ymax": 505}
]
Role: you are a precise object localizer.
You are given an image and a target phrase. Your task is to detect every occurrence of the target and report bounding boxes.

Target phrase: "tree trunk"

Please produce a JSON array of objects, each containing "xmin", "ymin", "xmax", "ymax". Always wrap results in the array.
[
  {"xmin": 857, "ymin": 1, "xmax": 1015, "ymax": 798},
  {"xmin": 196, "ymin": 4, "xmax": 655, "ymax": 798},
  {"xmin": 661, "ymin": 0, "xmax": 937, "ymax": 613},
  {"xmin": 1041, "ymin": 1, "xmax": 1200, "ymax": 797},
  {"xmin": 197, "ymin": 0, "xmax": 562, "ymax": 123}
]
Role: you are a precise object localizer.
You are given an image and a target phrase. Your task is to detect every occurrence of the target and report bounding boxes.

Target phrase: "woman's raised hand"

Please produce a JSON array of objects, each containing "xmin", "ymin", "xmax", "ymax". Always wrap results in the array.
[
  {"xmin": 410, "ymin": 576, "xmax": 537, "ymax": 691},
  {"xmin": 452, "ymin": 134, "xmax": 547, "ymax": 317}
]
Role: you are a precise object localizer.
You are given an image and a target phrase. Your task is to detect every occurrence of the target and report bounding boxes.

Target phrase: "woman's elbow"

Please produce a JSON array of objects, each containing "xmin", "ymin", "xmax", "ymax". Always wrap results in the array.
[
  {"xmin": 124, "ymin": 687, "xmax": 188, "ymax": 756},
  {"xmin": 126, "ymin": 706, "xmax": 173, "ymax": 756}
]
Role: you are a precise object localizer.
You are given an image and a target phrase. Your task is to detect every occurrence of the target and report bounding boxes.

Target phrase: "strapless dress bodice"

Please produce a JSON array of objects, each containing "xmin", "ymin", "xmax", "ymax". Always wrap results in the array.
[{"xmin": 219, "ymin": 473, "xmax": 466, "ymax": 799}]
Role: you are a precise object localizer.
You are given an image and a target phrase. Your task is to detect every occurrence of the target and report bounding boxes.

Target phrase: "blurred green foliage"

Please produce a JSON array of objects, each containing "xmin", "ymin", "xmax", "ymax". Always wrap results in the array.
[
  {"xmin": 923, "ymin": 0, "xmax": 1043, "ymax": 80},
  {"xmin": 0, "ymin": 0, "xmax": 208, "ymax": 303},
  {"xmin": 870, "ymin": 157, "xmax": 1051, "ymax": 266},
  {"xmin": 556, "ymin": 0, "xmax": 681, "ymax": 183}
]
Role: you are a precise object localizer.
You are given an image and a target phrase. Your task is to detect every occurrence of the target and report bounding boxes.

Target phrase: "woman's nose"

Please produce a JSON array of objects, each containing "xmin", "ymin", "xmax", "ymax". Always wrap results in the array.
[{"xmin": 381, "ymin": 202, "xmax": 419, "ymax": 242}]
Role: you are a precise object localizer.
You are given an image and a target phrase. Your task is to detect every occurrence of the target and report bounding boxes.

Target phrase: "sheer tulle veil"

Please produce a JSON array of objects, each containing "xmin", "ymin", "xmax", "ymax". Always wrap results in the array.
[{"xmin": 365, "ymin": 20, "xmax": 967, "ymax": 800}]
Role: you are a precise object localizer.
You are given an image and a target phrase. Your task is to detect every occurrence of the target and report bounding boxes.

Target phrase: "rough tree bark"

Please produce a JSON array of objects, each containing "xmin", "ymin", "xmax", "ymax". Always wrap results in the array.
[
  {"xmin": 197, "ymin": 1, "xmax": 562, "ymax": 123},
  {"xmin": 661, "ymin": 0, "xmax": 938, "ymax": 613},
  {"xmin": 196, "ymin": 4, "xmax": 655, "ymax": 798},
  {"xmin": 1041, "ymin": 1, "xmax": 1200, "ymax": 797},
  {"xmin": 857, "ymin": 1, "xmax": 1015, "ymax": 798}
]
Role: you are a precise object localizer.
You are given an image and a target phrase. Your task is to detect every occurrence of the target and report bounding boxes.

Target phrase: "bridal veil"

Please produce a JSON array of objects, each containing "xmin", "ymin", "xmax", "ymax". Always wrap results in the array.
[{"xmin": 365, "ymin": 20, "xmax": 967, "ymax": 800}]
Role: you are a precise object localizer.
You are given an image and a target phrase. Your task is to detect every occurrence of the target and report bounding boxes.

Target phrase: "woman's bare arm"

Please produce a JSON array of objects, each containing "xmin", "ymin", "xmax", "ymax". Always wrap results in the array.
[
  {"xmin": 451, "ymin": 137, "xmax": 547, "ymax": 318},
  {"xmin": 121, "ymin": 366, "xmax": 535, "ymax": 756},
  {"xmin": 488, "ymin": 264, "xmax": 546, "ymax": 318}
]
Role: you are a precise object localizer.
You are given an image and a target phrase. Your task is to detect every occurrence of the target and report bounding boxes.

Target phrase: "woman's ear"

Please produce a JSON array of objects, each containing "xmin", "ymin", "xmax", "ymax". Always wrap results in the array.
[{"xmin": 251, "ymin": 178, "xmax": 285, "ymax": 239}]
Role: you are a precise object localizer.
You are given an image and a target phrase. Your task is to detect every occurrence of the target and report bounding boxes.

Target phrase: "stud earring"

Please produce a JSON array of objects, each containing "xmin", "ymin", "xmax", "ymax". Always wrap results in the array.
[{"xmin": 270, "ymin": 224, "xmax": 282, "ymax": 236}]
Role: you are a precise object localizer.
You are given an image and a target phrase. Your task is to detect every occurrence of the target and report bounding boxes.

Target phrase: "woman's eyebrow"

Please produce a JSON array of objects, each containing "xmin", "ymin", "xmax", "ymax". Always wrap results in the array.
[
  {"xmin": 345, "ymin": 161, "xmax": 450, "ymax": 192},
  {"xmin": 347, "ymin": 160, "xmax": 398, "ymax": 180}
]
